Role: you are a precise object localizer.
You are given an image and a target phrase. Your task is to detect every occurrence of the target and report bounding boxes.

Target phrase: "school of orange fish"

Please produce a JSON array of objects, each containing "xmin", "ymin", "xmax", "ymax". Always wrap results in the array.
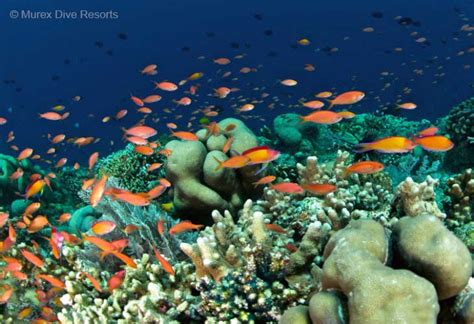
[{"xmin": 0, "ymin": 47, "xmax": 457, "ymax": 321}]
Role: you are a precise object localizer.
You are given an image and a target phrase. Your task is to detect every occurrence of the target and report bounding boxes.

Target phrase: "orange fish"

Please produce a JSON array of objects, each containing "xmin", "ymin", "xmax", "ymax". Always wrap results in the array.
[
  {"xmin": 154, "ymin": 81, "xmax": 178, "ymax": 91},
  {"xmin": 316, "ymin": 91, "xmax": 333, "ymax": 98},
  {"xmin": 124, "ymin": 125, "xmax": 157, "ymax": 139},
  {"xmin": 0, "ymin": 213, "xmax": 9, "ymax": 227},
  {"xmin": 123, "ymin": 224, "xmax": 139, "ymax": 234},
  {"xmin": 215, "ymin": 87, "xmax": 231, "ymax": 98},
  {"xmin": 88, "ymin": 152, "xmax": 99, "ymax": 170},
  {"xmin": 90, "ymin": 175, "xmax": 108, "ymax": 207},
  {"xmin": 328, "ymin": 91, "xmax": 365, "ymax": 108},
  {"xmin": 58, "ymin": 213, "xmax": 71, "ymax": 224},
  {"xmin": 108, "ymin": 270, "xmax": 126, "ymax": 292},
  {"xmin": 134, "ymin": 145, "xmax": 154, "ymax": 155},
  {"xmin": 50, "ymin": 134, "xmax": 66, "ymax": 144},
  {"xmin": 147, "ymin": 163, "xmax": 162, "ymax": 172},
  {"xmin": 83, "ymin": 235, "xmax": 115, "ymax": 251},
  {"xmin": 147, "ymin": 184, "xmax": 166, "ymax": 199},
  {"xmin": 242, "ymin": 146, "xmax": 281, "ymax": 165},
  {"xmin": 280, "ymin": 79, "xmax": 298, "ymax": 86},
  {"xmin": 27, "ymin": 216, "xmax": 49, "ymax": 233},
  {"xmin": 82, "ymin": 272, "xmax": 103, "ymax": 292},
  {"xmin": 109, "ymin": 251, "xmax": 137, "ymax": 268},
  {"xmin": 91, "ymin": 221, "xmax": 116, "ymax": 235},
  {"xmin": 214, "ymin": 57, "xmax": 231, "ymax": 65},
  {"xmin": 55, "ymin": 157, "xmax": 68, "ymax": 168},
  {"xmin": 355, "ymin": 136, "xmax": 416, "ymax": 153},
  {"xmin": 109, "ymin": 190, "xmax": 150, "ymax": 206},
  {"xmin": 36, "ymin": 274, "xmax": 65, "ymax": 289},
  {"xmin": 24, "ymin": 202, "xmax": 41, "ymax": 216},
  {"xmin": 302, "ymin": 100, "xmax": 325, "ymax": 109},
  {"xmin": 3, "ymin": 257, "xmax": 22, "ymax": 272},
  {"xmin": 174, "ymin": 97, "xmax": 192, "ymax": 106},
  {"xmin": 338, "ymin": 111, "xmax": 356, "ymax": 119},
  {"xmin": 301, "ymin": 183, "xmax": 337, "ymax": 195},
  {"xmin": 18, "ymin": 306, "xmax": 33, "ymax": 319},
  {"xmin": 39, "ymin": 112, "xmax": 63, "ymax": 121},
  {"xmin": 0, "ymin": 117, "xmax": 7, "ymax": 125},
  {"xmin": 413, "ymin": 135, "xmax": 454, "ymax": 152},
  {"xmin": 11, "ymin": 271, "xmax": 28, "ymax": 280},
  {"xmin": 265, "ymin": 223, "xmax": 286, "ymax": 234},
  {"xmin": 169, "ymin": 221, "xmax": 204, "ymax": 235},
  {"xmin": 0, "ymin": 285, "xmax": 13, "ymax": 304},
  {"xmin": 159, "ymin": 178, "xmax": 172, "ymax": 188},
  {"xmin": 398, "ymin": 102, "xmax": 417, "ymax": 110},
  {"xmin": 130, "ymin": 96, "xmax": 144, "ymax": 107},
  {"xmin": 157, "ymin": 219, "xmax": 165, "ymax": 235},
  {"xmin": 172, "ymin": 131, "xmax": 199, "ymax": 141},
  {"xmin": 20, "ymin": 249, "xmax": 44, "ymax": 267},
  {"xmin": 346, "ymin": 161, "xmax": 384, "ymax": 174},
  {"xmin": 270, "ymin": 182, "xmax": 304, "ymax": 194},
  {"xmin": 143, "ymin": 95, "xmax": 162, "ymax": 103},
  {"xmin": 17, "ymin": 148, "xmax": 33, "ymax": 161},
  {"xmin": 301, "ymin": 110, "xmax": 342, "ymax": 124},
  {"xmin": 82, "ymin": 178, "xmax": 95, "ymax": 191},
  {"xmin": 141, "ymin": 64, "xmax": 157, "ymax": 75},
  {"xmin": 304, "ymin": 64, "xmax": 315, "ymax": 72},
  {"xmin": 222, "ymin": 136, "xmax": 234, "ymax": 154},
  {"xmin": 238, "ymin": 104, "xmax": 255, "ymax": 112},
  {"xmin": 213, "ymin": 155, "xmax": 250, "ymax": 170},
  {"xmin": 417, "ymin": 126, "xmax": 438, "ymax": 137},
  {"xmin": 9, "ymin": 168, "xmax": 23, "ymax": 181},
  {"xmin": 115, "ymin": 109, "xmax": 128, "ymax": 120},
  {"xmin": 252, "ymin": 175, "xmax": 276, "ymax": 187},
  {"xmin": 152, "ymin": 246, "xmax": 175, "ymax": 275},
  {"xmin": 126, "ymin": 136, "xmax": 149, "ymax": 145},
  {"xmin": 137, "ymin": 107, "xmax": 152, "ymax": 114}
]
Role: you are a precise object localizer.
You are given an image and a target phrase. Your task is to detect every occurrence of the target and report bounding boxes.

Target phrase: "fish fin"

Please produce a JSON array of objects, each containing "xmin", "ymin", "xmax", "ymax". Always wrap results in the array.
[
  {"xmin": 253, "ymin": 164, "xmax": 268, "ymax": 176},
  {"xmin": 212, "ymin": 157, "xmax": 223, "ymax": 171},
  {"xmin": 354, "ymin": 143, "xmax": 371, "ymax": 153},
  {"xmin": 327, "ymin": 100, "xmax": 334, "ymax": 109},
  {"xmin": 242, "ymin": 146, "xmax": 269, "ymax": 156}
]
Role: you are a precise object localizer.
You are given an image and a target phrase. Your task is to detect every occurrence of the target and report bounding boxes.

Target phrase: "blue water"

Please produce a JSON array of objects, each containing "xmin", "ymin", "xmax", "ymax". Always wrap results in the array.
[{"xmin": 1, "ymin": 0, "xmax": 473, "ymax": 163}]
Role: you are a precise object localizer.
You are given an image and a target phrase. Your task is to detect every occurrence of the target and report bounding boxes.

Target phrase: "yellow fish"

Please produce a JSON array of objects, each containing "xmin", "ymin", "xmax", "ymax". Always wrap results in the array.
[
  {"xmin": 52, "ymin": 105, "xmax": 65, "ymax": 112},
  {"xmin": 161, "ymin": 202, "xmax": 174, "ymax": 212},
  {"xmin": 25, "ymin": 180, "xmax": 46, "ymax": 199},
  {"xmin": 187, "ymin": 72, "xmax": 203, "ymax": 81}
]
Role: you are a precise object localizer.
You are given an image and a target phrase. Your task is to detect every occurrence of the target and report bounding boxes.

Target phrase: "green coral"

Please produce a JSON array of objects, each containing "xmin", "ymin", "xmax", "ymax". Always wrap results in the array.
[{"xmin": 96, "ymin": 144, "xmax": 165, "ymax": 192}]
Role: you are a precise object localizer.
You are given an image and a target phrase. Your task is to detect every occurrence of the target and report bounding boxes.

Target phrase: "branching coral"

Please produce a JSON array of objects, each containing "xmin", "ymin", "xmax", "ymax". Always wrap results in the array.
[
  {"xmin": 180, "ymin": 200, "xmax": 325, "ymax": 321},
  {"xmin": 394, "ymin": 176, "xmax": 446, "ymax": 219},
  {"xmin": 96, "ymin": 144, "xmax": 165, "ymax": 192},
  {"xmin": 445, "ymin": 168, "xmax": 474, "ymax": 226}
]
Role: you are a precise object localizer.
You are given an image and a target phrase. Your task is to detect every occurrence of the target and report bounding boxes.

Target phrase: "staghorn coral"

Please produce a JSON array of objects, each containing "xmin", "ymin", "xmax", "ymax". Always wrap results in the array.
[{"xmin": 394, "ymin": 175, "xmax": 446, "ymax": 219}]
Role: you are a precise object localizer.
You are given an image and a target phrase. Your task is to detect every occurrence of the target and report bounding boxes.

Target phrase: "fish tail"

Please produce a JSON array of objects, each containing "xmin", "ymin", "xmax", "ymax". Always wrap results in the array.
[
  {"xmin": 327, "ymin": 100, "xmax": 334, "ymax": 109},
  {"xmin": 213, "ymin": 157, "xmax": 223, "ymax": 171},
  {"xmin": 299, "ymin": 116, "xmax": 306, "ymax": 124},
  {"xmin": 354, "ymin": 143, "xmax": 371, "ymax": 153}
]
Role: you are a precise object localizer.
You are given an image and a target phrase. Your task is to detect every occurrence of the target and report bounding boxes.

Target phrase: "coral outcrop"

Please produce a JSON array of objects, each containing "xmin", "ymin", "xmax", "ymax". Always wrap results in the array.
[{"xmin": 165, "ymin": 118, "xmax": 261, "ymax": 220}]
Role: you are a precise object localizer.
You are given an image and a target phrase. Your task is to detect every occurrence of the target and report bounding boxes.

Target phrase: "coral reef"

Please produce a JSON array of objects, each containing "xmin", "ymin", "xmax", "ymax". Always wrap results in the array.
[
  {"xmin": 445, "ymin": 97, "xmax": 474, "ymax": 171},
  {"xmin": 445, "ymin": 168, "xmax": 474, "ymax": 227},
  {"xmin": 165, "ymin": 118, "xmax": 261, "ymax": 221}
]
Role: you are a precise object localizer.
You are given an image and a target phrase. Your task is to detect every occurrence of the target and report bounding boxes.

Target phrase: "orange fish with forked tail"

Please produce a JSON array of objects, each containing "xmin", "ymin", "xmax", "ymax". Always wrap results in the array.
[
  {"xmin": 346, "ymin": 161, "xmax": 384, "ymax": 174},
  {"xmin": 300, "ymin": 110, "xmax": 342, "ymax": 124},
  {"xmin": 169, "ymin": 221, "xmax": 203, "ymax": 235},
  {"xmin": 328, "ymin": 91, "xmax": 365, "ymax": 108},
  {"xmin": 213, "ymin": 155, "xmax": 250, "ymax": 170},
  {"xmin": 242, "ymin": 146, "xmax": 281, "ymax": 165},
  {"xmin": 355, "ymin": 136, "xmax": 416, "ymax": 153}
]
